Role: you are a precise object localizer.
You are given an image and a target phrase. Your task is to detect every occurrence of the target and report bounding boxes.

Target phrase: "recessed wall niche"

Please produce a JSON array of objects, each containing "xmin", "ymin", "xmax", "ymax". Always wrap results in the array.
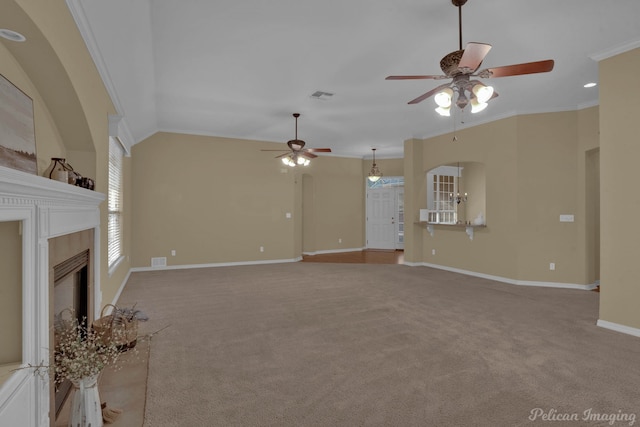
[{"xmin": 0, "ymin": 220, "xmax": 23, "ymax": 380}]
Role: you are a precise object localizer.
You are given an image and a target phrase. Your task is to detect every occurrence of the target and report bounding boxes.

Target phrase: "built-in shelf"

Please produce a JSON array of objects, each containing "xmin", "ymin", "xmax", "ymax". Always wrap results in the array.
[{"xmin": 416, "ymin": 222, "xmax": 486, "ymax": 240}]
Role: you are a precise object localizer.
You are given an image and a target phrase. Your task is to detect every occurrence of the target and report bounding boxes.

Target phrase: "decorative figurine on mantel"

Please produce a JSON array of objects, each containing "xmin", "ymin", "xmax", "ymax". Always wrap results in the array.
[{"xmin": 43, "ymin": 157, "xmax": 95, "ymax": 190}]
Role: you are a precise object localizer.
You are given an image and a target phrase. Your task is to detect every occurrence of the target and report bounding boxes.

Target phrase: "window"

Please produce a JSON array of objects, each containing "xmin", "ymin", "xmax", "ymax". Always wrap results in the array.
[
  {"xmin": 426, "ymin": 166, "xmax": 459, "ymax": 224},
  {"xmin": 108, "ymin": 137, "xmax": 124, "ymax": 269},
  {"xmin": 366, "ymin": 176, "xmax": 404, "ymax": 189}
]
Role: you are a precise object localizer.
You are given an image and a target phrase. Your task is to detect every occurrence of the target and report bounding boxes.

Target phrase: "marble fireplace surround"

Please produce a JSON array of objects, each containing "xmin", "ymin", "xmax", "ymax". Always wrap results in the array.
[{"xmin": 0, "ymin": 166, "xmax": 104, "ymax": 427}]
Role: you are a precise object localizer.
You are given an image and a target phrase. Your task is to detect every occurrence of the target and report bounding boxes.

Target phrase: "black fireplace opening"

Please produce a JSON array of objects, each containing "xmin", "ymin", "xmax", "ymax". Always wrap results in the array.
[{"xmin": 52, "ymin": 249, "xmax": 90, "ymax": 418}]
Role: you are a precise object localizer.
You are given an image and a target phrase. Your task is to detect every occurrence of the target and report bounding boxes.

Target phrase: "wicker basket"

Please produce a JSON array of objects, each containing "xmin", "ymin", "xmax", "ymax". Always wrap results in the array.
[{"xmin": 92, "ymin": 304, "xmax": 138, "ymax": 350}]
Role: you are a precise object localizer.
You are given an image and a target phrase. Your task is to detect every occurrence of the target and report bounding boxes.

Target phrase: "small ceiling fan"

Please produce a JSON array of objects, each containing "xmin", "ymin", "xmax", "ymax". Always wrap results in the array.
[
  {"xmin": 386, "ymin": 0, "xmax": 554, "ymax": 116},
  {"xmin": 262, "ymin": 113, "xmax": 332, "ymax": 166}
]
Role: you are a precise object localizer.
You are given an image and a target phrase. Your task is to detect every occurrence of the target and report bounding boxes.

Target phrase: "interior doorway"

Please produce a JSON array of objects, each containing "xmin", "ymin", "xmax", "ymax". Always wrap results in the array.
[
  {"xmin": 586, "ymin": 148, "xmax": 600, "ymax": 285},
  {"xmin": 365, "ymin": 177, "xmax": 404, "ymax": 250}
]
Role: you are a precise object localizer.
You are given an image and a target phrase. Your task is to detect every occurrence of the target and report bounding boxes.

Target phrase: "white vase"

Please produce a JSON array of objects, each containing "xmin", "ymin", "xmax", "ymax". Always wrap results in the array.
[{"xmin": 68, "ymin": 374, "xmax": 102, "ymax": 427}]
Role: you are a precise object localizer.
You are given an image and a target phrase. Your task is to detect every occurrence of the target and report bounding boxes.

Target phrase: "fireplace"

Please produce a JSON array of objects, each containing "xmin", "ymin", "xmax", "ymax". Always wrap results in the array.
[
  {"xmin": 0, "ymin": 166, "xmax": 104, "ymax": 427},
  {"xmin": 50, "ymin": 232, "xmax": 94, "ymax": 419}
]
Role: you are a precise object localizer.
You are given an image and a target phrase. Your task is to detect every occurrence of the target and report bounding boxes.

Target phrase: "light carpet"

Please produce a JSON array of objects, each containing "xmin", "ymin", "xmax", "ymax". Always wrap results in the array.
[{"xmin": 118, "ymin": 263, "xmax": 640, "ymax": 426}]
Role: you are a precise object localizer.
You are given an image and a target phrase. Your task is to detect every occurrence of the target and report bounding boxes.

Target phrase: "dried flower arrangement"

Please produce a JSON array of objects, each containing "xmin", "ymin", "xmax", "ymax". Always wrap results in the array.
[
  {"xmin": 17, "ymin": 314, "xmax": 131, "ymax": 385},
  {"xmin": 53, "ymin": 316, "xmax": 126, "ymax": 384}
]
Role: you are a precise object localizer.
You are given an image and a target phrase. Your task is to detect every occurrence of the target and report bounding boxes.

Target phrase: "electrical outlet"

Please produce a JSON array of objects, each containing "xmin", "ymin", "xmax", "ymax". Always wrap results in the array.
[
  {"xmin": 171, "ymin": 249, "xmax": 176, "ymax": 256},
  {"xmin": 559, "ymin": 214, "xmax": 574, "ymax": 222},
  {"xmin": 260, "ymin": 246, "xmax": 264, "ymax": 252},
  {"xmin": 432, "ymin": 249, "xmax": 436, "ymax": 255},
  {"xmin": 550, "ymin": 262, "xmax": 555, "ymax": 271},
  {"xmin": 338, "ymin": 238, "xmax": 342, "ymax": 243}
]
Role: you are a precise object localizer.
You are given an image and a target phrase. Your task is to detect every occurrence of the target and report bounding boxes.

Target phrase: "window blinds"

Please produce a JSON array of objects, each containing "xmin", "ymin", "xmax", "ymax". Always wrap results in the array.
[{"xmin": 108, "ymin": 137, "xmax": 123, "ymax": 267}]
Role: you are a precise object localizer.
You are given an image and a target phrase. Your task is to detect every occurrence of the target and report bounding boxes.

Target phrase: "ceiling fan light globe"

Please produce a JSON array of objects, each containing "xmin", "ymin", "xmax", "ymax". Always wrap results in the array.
[
  {"xmin": 473, "ymin": 84, "xmax": 494, "ymax": 103},
  {"xmin": 434, "ymin": 88, "xmax": 453, "ymax": 108},
  {"xmin": 435, "ymin": 106, "xmax": 451, "ymax": 117},
  {"xmin": 471, "ymin": 99, "xmax": 488, "ymax": 113}
]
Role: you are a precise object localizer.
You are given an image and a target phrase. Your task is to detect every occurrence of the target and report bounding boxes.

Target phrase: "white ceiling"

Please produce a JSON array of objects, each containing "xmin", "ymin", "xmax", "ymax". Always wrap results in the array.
[{"xmin": 70, "ymin": 0, "xmax": 640, "ymax": 158}]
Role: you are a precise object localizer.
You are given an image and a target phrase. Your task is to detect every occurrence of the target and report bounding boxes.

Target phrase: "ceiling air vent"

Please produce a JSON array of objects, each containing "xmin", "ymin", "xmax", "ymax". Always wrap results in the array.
[{"xmin": 310, "ymin": 91, "xmax": 334, "ymax": 100}]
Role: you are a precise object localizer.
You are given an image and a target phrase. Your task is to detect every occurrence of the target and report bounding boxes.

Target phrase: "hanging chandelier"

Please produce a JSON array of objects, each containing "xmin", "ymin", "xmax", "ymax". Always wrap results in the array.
[
  {"xmin": 368, "ymin": 148, "xmax": 383, "ymax": 182},
  {"xmin": 450, "ymin": 162, "xmax": 468, "ymax": 203}
]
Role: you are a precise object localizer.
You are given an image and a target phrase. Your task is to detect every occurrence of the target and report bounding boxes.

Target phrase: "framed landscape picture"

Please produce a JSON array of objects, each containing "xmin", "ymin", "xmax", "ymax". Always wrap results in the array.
[{"xmin": 0, "ymin": 73, "xmax": 37, "ymax": 174}]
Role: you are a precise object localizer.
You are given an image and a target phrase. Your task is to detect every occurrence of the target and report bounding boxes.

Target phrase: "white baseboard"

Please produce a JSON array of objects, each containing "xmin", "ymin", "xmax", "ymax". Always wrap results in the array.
[
  {"xmin": 302, "ymin": 247, "xmax": 364, "ymax": 256},
  {"xmin": 596, "ymin": 319, "xmax": 640, "ymax": 338},
  {"xmin": 130, "ymin": 256, "xmax": 302, "ymax": 273},
  {"xmin": 414, "ymin": 262, "xmax": 598, "ymax": 291},
  {"xmin": 106, "ymin": 268, "xmax": 132, "ymax": 314}
]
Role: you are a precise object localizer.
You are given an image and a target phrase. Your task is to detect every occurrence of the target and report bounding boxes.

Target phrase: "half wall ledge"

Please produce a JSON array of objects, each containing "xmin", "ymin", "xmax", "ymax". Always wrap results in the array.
[{"xmin": 417, "ymin": 222, "xmax": 486, "ymax": 240}]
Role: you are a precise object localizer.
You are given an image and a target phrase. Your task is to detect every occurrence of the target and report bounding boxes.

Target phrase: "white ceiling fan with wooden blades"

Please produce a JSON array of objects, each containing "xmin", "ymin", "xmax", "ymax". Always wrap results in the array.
[{"xmin": 386, "ymin": 0, "xmax": 554, "ymax": 116}]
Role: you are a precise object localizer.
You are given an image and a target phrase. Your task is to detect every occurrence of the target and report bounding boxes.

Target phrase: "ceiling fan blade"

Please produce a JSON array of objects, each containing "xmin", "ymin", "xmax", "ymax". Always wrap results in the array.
[
  {"xmin": 261, "ymin": 149, "xmax": 289, "ymax": 152},
  {"xmin": 305, "ymin": 148, "xmax": 332, "ymax": 153},
  {"xmin": 458, "ymin": 42, "xmax": 492, "ymax": 72},
  {"xmin": 385, "ymin": 75, "xmax": 447, "ymax": 80},
  {"xmin": 408, "ymin": 82, "xmax": 453, "ymax": 105},
  {"xmin": 301, "ymin": 152, "xmax": 318, "ymax": 159},
  {"xmin": 481, "ymin": 59, "xmax": 555, "ymax": 78}
]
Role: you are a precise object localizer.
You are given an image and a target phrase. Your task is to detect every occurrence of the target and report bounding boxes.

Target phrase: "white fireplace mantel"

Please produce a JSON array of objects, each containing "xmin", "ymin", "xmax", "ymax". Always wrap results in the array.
[{"xmin": 0, "ymin": 165, "xmax": 105, "ymax": 427}]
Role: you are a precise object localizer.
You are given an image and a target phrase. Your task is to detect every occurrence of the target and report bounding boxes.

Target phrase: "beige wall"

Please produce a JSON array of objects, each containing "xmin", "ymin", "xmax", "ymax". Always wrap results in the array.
[
  {"xmin": 407, "ymin": 117, "xmax": 520, "ymax": 277},
  {"xmin": 461, "ymin": 161, "xmax": 485, "ymax": 225},
  {"xmin": 404, "ymin": 110, "xmax": 599, "ymax": 285},
  {"xmin": 577, "ymin": 107, "xmax": 600, "ymax": 285},
  {"xmin": 131, "ymin": 133, "xmax": 366, "ymax": 265},
  {"xmin": 0, "ymin": 222, "xmax": 22, "ymax": 364},
  {"xmin": 599, "ymin": 47, "xmax": 640, "ymax": 329},
  {"xmin": 307, "ymin": 156, "xmax": 365, "ymax": 253},
  {"xmin": 515, "ymin": 111, "xmax": 580, "ymax": 283},
  {"xmin": 404, "ymin": 138, "xmax": 426, "ymax": 264},
  {"xmin": 0, "ymin": 1, "xmax": 129, "ymax": 312},
  {"xmin": 131, "ymin": 133, "xmax": 296, "ymax": 265}
]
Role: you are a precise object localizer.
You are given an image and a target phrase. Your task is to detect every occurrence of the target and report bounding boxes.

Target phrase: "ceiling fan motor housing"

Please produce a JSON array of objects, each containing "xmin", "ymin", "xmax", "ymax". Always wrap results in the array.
[
  {"xmin": 287, "ymin": 139, "xmax": 305, "ymax": 151},
  {"xmin": 440, "ymin": 50, "xmax": 465, "ymax": 76}
]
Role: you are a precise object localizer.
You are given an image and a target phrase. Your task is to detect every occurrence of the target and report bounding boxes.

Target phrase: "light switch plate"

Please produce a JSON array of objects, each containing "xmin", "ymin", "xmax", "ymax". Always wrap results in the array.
[{"xmin": 559, "ymin": 214, "xmax": 574, "ymax": 222}]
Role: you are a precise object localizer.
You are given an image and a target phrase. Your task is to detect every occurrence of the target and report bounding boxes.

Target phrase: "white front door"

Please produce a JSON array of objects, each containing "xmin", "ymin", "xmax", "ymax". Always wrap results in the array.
[{"xmin": 366, "ymin": 188, "xmax": 396, "ymax": 249}]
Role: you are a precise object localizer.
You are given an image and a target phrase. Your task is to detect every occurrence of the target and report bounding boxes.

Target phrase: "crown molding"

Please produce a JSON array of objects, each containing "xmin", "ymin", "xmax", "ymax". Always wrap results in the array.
[
  {"xmin": 66, "ymin": 0, "xmax": 136, "ymax": 150},
  {"xmin": 590, "ymin": 38, "xmax": 640, "ymax": 62}
]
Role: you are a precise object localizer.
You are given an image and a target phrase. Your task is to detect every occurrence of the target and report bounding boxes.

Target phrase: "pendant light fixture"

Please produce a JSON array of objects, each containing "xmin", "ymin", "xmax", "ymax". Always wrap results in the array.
[
  {"xmin": 368, "ymin": 148, "xmax": 383, "ymax": 182},
  {"xmin": 449, "ymin": 162, "xmax": 468, "ymax": 204}
]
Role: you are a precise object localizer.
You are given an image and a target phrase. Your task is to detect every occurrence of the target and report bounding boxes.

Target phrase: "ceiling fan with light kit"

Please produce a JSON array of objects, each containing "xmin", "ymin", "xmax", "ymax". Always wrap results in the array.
[
  {"xmin": 386, "ymin": 0, "xmax": 554, "ymax": 116},
  {"xmin": 262, "ymin": 113, "xmax": 332, "ymax": 166}
]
